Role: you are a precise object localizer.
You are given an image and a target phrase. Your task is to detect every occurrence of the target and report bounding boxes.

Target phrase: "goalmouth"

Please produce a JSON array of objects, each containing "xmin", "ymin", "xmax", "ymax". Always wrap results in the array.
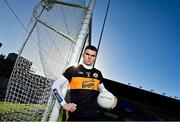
[{"xmin": 1, "ymin": 0, "xmax": 96, "ymax": 121}]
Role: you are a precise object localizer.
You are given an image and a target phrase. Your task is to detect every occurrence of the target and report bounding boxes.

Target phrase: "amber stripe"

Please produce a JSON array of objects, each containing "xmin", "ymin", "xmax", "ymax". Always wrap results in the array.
[{"xmin": 70, "ymin": 77, "xmax": 100, "ymax": 90}]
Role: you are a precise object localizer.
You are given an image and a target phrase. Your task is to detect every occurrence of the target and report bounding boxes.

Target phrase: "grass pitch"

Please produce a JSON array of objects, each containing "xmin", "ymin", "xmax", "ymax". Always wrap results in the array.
[
  {"xmin": 0, "ymin": 101, "xmax": 64, "ymax": 121},
  {"xmin": 0, "ymin": 101, "xmax": 47, "ymax": 121}
]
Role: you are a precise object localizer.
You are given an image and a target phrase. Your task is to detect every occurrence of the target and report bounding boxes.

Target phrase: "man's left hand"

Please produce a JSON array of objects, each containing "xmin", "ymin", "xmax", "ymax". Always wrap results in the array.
[{"xmin": 112, "ymin": 96, "xmax": 117, "ymax": 109}]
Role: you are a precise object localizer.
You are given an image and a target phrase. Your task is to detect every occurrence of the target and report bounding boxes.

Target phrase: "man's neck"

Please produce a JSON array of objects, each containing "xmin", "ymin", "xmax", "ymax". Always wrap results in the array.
[{"xmin": 82, "ymin": 63, "xmax": 93, "ymax": 69}]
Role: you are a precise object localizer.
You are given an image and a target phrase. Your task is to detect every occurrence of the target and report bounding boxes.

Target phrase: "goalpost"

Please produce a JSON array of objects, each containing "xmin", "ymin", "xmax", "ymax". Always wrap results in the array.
[
  {"xmin": 48, "ymin": 0, "xmax": 96, "ymax": 121},
  {"xmin": 2, "ymin": 0, "xmax": 96, "ymax": 121}
]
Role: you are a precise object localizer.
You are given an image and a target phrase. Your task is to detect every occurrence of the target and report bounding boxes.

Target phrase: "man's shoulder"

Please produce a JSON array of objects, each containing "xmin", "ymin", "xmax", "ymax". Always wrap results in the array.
[
  {"xmin": 67, "ymin": 64, "xmax": 79, "ymax": 69},
  {"xmin": 93, "ymin": 67, "xmax": 102, "ymax": 74},
  {"xmin": 65, "ymin": 65, "xmax": 79, "ymax": 72},
  {"xmin": 63, "ymin": 65, "xmax": 78, "ymax": 78}
]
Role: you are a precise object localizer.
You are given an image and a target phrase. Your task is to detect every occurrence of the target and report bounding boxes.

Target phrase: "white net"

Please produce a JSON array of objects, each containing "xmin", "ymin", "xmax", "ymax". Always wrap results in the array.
[{"xmin": 1, "ymin": 0, "xmax": 90, "ymax": 121}]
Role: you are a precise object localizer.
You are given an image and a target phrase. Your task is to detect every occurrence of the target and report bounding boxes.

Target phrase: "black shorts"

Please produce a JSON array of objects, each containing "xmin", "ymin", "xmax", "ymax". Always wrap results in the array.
[{"xmin": 67, "ymin": 115, "xmax": 100, "ymax": 121}]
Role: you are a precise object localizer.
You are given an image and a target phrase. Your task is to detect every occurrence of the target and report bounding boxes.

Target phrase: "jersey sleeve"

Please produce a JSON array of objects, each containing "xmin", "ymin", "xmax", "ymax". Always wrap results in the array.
[
  {"xmin": 63, "ymin": 66, "xmax": 75, "ymax": 81},
  {"xmin": 98, "ymin": 70, "xmax": 103, "ymax": 84},
  {"xmin": 51, "ymin": 75, "xmax": 68, "ymax": 106}
]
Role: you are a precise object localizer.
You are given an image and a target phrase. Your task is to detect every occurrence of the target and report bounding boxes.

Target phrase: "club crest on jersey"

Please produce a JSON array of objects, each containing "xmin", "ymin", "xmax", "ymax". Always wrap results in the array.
[
  {"xmin": 93, "ymin": 73, "xmax": 98, "ymax": 78},
  {"xmin": 85, "ymin": 72, "xmax": 91, "ymax": 77}
]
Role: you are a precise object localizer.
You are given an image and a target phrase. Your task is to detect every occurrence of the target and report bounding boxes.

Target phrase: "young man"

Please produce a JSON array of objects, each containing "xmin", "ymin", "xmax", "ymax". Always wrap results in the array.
[{"xmin": 52, "ymin": 45, "xmax": 117, "ymax": 121}]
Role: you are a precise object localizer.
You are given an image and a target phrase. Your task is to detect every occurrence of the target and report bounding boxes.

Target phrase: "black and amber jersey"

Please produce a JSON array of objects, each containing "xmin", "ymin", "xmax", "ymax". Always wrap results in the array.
[{"xmin": 63, "ymin": 64, "xmax": 103, "ymax": 117}]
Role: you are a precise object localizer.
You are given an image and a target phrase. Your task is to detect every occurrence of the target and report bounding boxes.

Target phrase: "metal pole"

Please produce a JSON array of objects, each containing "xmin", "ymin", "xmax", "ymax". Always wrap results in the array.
[
  {"xmin": 94, "ymin": 0, "xmax": 110, "ymax": 67},
  {"xmin": 49, "ymin": 1, "xmax": 96, "ymax": 121}
]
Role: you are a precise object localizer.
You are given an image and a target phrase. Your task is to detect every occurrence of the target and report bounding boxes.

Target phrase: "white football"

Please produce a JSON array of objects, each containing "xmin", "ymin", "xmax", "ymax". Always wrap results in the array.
[{"xmin": 97, "ymin": 91, "xmax": 115, "ymax": 109}]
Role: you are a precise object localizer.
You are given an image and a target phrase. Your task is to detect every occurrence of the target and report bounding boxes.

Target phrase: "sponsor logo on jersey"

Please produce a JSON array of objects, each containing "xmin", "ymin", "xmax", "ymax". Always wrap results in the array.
[
  {"xmin": 77, "ymin": 71, "xmax": 84, "ymax": 75},
  {"xmin": 70, "ymin": 77, "xmax": 100, "ymax": 90},
  {"xmin": 82, "ymin": 80, "xmax": 94, "ymax": 89}
]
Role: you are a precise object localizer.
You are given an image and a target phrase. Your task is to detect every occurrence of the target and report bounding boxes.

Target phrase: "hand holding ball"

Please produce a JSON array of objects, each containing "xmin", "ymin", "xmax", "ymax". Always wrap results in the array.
[{"xmin": 97, "ymin": 91, "xmax": 117, "ymax": 109}]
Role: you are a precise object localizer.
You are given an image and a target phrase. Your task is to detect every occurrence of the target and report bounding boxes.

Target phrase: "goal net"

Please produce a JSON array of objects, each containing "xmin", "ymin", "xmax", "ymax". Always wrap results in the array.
[{"xmin": 1, "ymin": 0, "xmax": 93, "ymax": 121}]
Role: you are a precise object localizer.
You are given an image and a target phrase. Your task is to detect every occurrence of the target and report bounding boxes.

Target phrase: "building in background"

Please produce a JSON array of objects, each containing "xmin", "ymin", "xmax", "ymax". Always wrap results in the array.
[
  {"xmin": 0, "ymin": 53, "xmax": 52, "ymax": 103},
  {"xmin": 0, "ymin": 53, "xmax": 17, "ymax": 100}
]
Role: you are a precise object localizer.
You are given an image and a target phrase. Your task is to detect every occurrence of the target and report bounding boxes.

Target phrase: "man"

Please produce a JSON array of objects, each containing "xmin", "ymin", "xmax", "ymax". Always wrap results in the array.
[{"xmin": 52, "ymin": 45, "xmax": 117, "ymax": 121}]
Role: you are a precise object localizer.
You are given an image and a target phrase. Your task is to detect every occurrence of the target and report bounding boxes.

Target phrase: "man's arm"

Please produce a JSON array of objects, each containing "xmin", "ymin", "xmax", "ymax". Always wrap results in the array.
[
  {"xmin": 51, "ymin": 75, "xmax": 67, "ymax": 106},
  {"xmin": 51, "ymin": 75, "xmax": 77, "ymax": 112},
  {"xmin": 98, "ymin": 83, "xmax": 108, "ymax": 92}
]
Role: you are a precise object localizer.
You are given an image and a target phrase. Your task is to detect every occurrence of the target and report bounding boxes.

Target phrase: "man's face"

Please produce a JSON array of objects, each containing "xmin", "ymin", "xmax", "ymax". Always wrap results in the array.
[{"xmin": 83, "ymin": 49, "xmax": 96, "ymax": 66}]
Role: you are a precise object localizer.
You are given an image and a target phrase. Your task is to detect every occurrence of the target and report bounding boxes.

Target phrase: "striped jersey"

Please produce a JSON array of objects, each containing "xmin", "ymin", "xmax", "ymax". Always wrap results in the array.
[{"xmin": 63, "ymin": 64, "xmax": 103, "ymax": 117}]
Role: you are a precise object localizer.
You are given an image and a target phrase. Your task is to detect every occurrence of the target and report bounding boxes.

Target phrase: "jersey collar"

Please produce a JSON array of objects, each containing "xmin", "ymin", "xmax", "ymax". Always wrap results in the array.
[{"xmin": 82, "ymin": 63, "xmax": 93, "ymax": 70}]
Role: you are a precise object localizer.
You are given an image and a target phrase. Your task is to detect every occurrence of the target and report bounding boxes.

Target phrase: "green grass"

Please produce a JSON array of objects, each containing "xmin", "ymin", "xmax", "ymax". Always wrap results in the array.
[
  {"xmin": 0, "ymin": 101, "xmax": 64, "ymax": 121},
  {"xmin": 0, "ymin": 102, "xmax": 3, "ymax": 113},
  {"xmin": 0, "ymin": 101, "xmax": 47, "ymax": 121}
]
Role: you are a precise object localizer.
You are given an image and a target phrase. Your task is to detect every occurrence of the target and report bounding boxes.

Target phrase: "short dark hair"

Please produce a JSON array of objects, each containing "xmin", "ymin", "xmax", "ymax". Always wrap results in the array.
[{"xmin": 85, "ymin": 45, "xmax": 97, "ymax": 52}]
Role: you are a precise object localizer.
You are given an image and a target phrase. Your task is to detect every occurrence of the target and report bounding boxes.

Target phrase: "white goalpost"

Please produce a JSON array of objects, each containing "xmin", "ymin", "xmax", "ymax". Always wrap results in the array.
[
  {"xmin": 2, "ymin": 0, "xmax": 96, "ymax": 121},
  {"xmin": 48, "ymin": 0, "xmax": 96, "ymax": 121}
]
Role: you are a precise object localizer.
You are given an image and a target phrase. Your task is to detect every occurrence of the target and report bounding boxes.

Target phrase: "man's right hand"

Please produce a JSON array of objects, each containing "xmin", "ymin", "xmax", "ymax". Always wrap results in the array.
[{"xmin": 62, "ymin": 103, "xmax": 77, "ymax": 112}]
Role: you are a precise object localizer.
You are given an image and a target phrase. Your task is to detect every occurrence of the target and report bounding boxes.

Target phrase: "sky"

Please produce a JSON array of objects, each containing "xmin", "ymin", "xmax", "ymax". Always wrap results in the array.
[{"xmin": 0, "ymin": 0, "xmax": 180, "ymax": 99}]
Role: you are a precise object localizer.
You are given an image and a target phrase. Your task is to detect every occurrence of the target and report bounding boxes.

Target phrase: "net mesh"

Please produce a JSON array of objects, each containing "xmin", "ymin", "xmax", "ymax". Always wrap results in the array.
[{"xmin": 1, "ymin": 0, "xmax": 88, "ymax": 121}]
